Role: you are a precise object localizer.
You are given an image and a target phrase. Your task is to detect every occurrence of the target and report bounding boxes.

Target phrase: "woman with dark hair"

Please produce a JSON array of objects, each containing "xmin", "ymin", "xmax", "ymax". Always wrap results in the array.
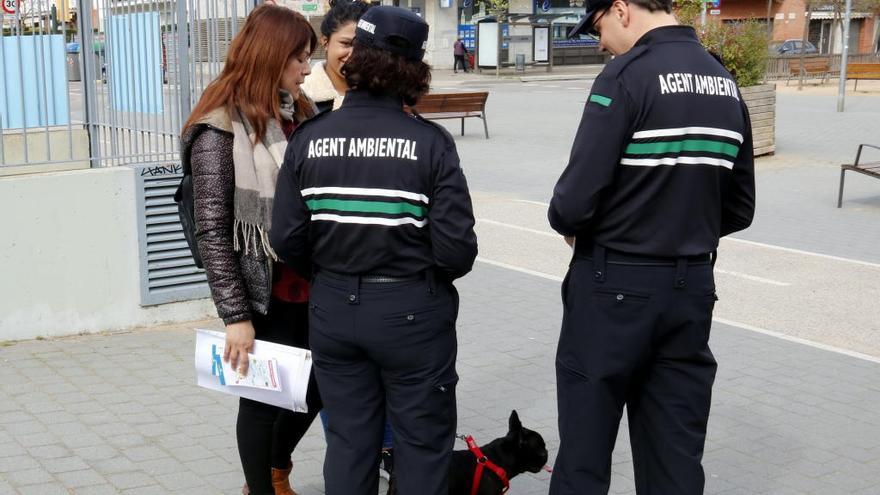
[
  {"xmin": 301, "ymin": 0, "xmax": 371, "ymax": 113},
  {"xmin": 180, "ymin": 5, "xmax": 321, "ymax": 494},
  {"xmin": 271, "ymin": 6, "xmax": 477, "ymax": 495}
]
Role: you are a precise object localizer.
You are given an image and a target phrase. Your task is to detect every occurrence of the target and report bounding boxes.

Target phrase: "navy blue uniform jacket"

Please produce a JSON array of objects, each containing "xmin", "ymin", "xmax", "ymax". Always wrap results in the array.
[
  {"xmin": 270, "ymin": 90, "xmax": 478, "ymax": 280},
  {"xmin": 549, "ymin": 26, "xmax": 756, "ymax": 256}
]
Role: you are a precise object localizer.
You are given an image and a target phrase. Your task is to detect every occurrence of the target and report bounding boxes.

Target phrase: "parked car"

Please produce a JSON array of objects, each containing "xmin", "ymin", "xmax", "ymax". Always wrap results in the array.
[{"xmin": 770, "ymin": 39, "xmax": 818, "ymax": 55}]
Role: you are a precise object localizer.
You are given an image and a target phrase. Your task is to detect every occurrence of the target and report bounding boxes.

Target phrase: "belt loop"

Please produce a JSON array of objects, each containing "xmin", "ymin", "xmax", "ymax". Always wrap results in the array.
[
  {"xmin": 426, "ymin": 269, "xmax": 436, "ymax": 296},
  {"xmin": 674, "ymin": 258, "xmax": 688, "ymax": 289},
  {"xmin": 711, "ymin": 249, "xmax": 718, "ymax": 268},
  {"xmin": 593, "ymin": 245, "xmax": 607, "ymax": 284},
  {"xmin": 347, "ymin": 275, "xmax": 360, "ymax": 305}
]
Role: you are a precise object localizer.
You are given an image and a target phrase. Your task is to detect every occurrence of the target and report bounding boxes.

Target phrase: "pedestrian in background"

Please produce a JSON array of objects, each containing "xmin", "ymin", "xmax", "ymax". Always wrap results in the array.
[
  {"xmin": 453, "ymin": 37, "xmax": 469, "ymax": 73},
  {"xmin": 548, "ymin": 0, "xmax": 755, "ymax": 493},
  {"xmin": 180, "ymin": 5, "xmax": 322, "ymax": 494},
  {"xmin": 270, "ymin": 7, "xmax": 478, "ymax": 494}
]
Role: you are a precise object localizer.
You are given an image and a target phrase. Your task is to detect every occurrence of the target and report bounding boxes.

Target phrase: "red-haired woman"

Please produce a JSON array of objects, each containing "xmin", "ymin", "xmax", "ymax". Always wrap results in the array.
[{"xmin": 180, "ymin": 5, "xmax": 320, "ymax": 494}]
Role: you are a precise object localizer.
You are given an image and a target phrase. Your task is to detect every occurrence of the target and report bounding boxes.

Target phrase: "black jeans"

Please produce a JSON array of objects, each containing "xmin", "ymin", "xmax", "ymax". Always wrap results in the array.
[
  {"xmin": 236, "ymin": 298, "xmax": 322, "ymax": 495},
  {"xmin": 454, "ymin": 54, "xmax": 468, "ymax": 72}
]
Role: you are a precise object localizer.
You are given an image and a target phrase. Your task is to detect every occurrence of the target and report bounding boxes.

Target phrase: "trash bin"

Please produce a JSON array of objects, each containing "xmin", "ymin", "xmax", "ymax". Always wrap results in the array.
[
  {"xmin": 515, "ymin": 53, "xmax": 525, "ymax": 72},
  {"xmin": 66, "ymin": 42, "xmax": 81, "ymax": 82}
]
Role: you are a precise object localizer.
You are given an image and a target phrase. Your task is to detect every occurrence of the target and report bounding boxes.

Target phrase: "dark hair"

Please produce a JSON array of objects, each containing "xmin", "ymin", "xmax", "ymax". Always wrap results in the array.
[
  {"xmin": 628, "ymin": 0, "xmax": 672, "ymax": 13},
  {"xmin": 321, "ymin": 0, "xmax": 371, "ymax": 39},
  {"xmin": 343, "ymin": 41, "xmax": 431, "ymax": 106}
]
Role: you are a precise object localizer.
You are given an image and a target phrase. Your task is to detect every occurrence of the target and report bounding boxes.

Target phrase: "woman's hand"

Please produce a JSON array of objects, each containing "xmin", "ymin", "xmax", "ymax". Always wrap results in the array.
[{"xmin": 224, "ymin": 320, "xmax": 256, "ymax": 375}]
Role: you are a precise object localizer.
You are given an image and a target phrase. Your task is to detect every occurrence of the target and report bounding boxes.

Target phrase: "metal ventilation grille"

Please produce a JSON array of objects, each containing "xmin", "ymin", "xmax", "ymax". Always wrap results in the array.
[{"xmin": 135, "ymin": 163, "xmax": 209, "ymax": 306}]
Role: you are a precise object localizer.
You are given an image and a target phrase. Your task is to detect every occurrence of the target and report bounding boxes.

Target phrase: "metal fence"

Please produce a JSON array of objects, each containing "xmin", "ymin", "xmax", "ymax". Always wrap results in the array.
[
  {"xmin": 0, "ymin": 1, "xmax": 85, "ymax": 170},
  {"xmin": 0, "ymin": 0, "xmax": 255, "ymax": 171},
  {"xmin": 765, "ymin": 52, "xmax": 880, "ymax": 81}
]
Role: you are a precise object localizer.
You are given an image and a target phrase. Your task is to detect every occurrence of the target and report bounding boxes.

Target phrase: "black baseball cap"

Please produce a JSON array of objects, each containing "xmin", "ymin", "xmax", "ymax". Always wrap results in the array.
[
  {"xmin": 568, "ymin": 0, "xmax": 614, "ymax": 38},
  {"xmin": 355, "ymin": 6, "xmax": 430, "ymax": 61}
]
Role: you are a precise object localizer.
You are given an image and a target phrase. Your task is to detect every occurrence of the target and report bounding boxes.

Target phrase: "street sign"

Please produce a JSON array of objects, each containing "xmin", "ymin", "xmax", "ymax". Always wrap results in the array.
[
  {"xmin": 2, "ymin": 0, "xmax": 18, "ymax": 15},
  {"xmin": 710, "ymin": 8, "xmax": 721, "ymax": 15}
]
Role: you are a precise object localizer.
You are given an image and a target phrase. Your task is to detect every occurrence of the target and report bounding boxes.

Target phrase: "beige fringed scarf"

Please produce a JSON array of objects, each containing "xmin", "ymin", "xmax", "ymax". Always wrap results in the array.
[{"xmin": 230, "ymin": 90, "xmax": 296, "ymax": 261}]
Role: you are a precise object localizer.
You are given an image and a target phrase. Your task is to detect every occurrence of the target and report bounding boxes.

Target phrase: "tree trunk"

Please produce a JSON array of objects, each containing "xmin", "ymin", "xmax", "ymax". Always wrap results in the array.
[{"xmin": 798, "ymin": 2, "xmax": 814, "ymax": 90}]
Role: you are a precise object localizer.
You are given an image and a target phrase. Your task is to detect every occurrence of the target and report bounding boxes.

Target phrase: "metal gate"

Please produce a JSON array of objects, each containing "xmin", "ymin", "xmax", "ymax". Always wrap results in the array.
[
  {"xmin": 0, "ymin": 0, "xmax": 256, "ymax": 172},
  {"xmin": 78, "ymin": 0, "xmax": 254, "ymax": 168}
]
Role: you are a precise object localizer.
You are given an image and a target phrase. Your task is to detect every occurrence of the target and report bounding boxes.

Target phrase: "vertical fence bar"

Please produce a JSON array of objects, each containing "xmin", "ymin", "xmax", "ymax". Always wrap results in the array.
[
  {"xmin": 37, "ymin": 7, "xmax": 52, "ymax": 163},
  {"xmin": 77, "ymin": 0, "xmax": 100, "ymax": 166},
  {"xmin": 15, "ymin": 7, "xmax": 30, "ymax": 163},
  {"xmin": 0, "ymin": 21, "xmax": 8, "ymax": 165},
  {"xmin": 61, "ymin": 8, "xmax": 74, "ymax": 161},
  {"xmin": 177, "ymin": 0, "xmax": 192, "ymax": 123}
]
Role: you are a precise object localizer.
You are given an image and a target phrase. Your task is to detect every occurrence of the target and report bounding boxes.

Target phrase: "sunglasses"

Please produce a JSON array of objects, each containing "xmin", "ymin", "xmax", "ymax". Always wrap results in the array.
[{"xmin": 586, "ymin": 8, "xmax": 609, "ymax": 38}]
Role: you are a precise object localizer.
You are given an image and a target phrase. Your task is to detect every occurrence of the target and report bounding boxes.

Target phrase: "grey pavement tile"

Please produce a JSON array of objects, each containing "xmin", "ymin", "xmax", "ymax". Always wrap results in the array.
[
  {"xmin": 0, "ymin": 455, "xmax": 41, "ymax": 473},
  {"xmin": 121, "ymin": 446, "xmax": 168, "ymax": 463},
  {"xmin": 15, "ymin": 483, "xmax": 70, "ymax": 495},
  {"xmin": 26, "ymin": 445, "xmax": 70, "ymax": 460},
  {"xmin": 154, "ymin": 470, "xmax": 206, "ymax": 490},
  {"xmin": 106, "ymin": 471, "xmax": 156, "ymax": 490},
  {"xmin": 0, "ymin": 442, "xmax": 26, "ymax": 458},
  {"xmin": 71, "ymin": 445, "xmax": 119, "ymax": 462},
  {"xmin": 40, "ymin": 456, "xmax": 90, "ymax": 475},
  {"xmin": 54, "ymin": 468, "xmax": 107, "ymax": 488},
  {"xmin": 74, "ymin": 485, "xmax": 125, "ymax": 495},
  {"xmin": 184, "ymin": 457, "xmax": 237, "ymax": 477},
  {"xmin": 121, "ymin": 485, "xmax": 168, "ymax": 495},
  {"xmin": 15, "ymin": 434, "xmax": 58, "ymax": 448},
  {"xmin": 5, "ymin": 466, "xmax": 53, "ymax": 486},
  {"xmin": 138, "ymin": 457, "xmax": 188, "ymax": 476},
  {"xmin": 61, "ymin": 433, "xmax": 107, "ymax": 450}
]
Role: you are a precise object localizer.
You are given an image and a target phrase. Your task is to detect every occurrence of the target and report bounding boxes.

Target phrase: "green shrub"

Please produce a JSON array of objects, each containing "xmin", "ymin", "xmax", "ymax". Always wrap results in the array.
[{"xmin": 676, "ymin": 0, "xmax": 770, "ymax": 87}]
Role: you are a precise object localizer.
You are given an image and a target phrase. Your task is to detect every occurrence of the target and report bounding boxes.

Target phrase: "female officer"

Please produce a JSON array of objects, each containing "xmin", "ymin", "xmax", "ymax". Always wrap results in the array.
[{"xmin": 270, "ymin": 7, "xmax": 478, "ymax": 494}]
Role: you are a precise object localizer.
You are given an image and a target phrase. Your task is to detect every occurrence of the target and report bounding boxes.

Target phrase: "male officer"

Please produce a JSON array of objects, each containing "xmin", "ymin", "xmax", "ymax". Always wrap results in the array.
[
  {"xmin": 548, "ymin": 0, "xmax": 755, "ymax": 493},
  {"xmin": 270, "ymin": 6, "xmax": 477, "ymax": 495}
]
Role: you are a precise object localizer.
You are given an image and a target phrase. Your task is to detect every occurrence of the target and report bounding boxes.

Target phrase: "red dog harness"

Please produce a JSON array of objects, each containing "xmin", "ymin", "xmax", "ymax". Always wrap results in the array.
[{"xmin": 462, "ymin": 434, "xmax": 510, "ymax": 495}]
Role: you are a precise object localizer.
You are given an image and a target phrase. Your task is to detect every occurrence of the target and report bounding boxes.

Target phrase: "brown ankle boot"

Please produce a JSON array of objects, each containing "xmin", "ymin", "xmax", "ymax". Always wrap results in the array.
[{"xmin": 271, "ymin": 462, "xmax": 296, "ymax": 495}]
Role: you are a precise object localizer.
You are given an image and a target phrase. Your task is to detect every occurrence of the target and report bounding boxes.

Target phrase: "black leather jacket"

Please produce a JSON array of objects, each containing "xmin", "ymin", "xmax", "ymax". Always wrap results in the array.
[{"xmin": 182, "ymin": 109, "xmax": 272, "ymax": 325}]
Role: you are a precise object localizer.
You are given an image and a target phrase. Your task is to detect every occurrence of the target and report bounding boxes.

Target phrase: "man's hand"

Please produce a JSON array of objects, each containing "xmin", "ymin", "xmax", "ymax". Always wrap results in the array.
[{"xmin": 224, "ymin": 320, "xmax": 255, "ymax": 376}]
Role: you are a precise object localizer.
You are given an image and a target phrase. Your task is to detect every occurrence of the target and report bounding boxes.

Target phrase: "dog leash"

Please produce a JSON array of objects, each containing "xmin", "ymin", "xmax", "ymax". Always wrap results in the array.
[{"xmin": 457, "ymin": 434, "xmax": 510, "ymax": 495}]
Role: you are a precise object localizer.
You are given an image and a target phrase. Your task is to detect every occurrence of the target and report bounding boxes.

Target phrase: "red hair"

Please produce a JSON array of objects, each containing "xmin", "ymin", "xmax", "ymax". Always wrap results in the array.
[{"xmin": 183, "ymin": 4, "xmax": 317, "ymax": 141}]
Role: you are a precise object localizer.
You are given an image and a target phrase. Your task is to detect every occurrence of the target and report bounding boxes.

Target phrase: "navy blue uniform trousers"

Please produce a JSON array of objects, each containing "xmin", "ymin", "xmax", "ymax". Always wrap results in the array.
[
  {"xmin": 550, "ymin": 246, "xmax": 718, "ymax": 495},
  {"xmin": 309, "ymin": 271, "xmax": 459, "ymax": 495}
]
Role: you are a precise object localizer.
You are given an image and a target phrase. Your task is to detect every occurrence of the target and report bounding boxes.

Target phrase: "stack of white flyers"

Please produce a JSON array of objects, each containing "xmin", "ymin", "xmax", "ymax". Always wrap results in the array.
[{"xmin": 194, "ymin": 329, "xmax": 312, "ymax": 412}]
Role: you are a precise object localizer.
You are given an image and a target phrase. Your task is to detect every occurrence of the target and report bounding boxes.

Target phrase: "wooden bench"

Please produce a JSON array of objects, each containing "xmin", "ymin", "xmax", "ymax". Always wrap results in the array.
[
  {"xmin": 787, "ymin": 57, "xmax": 830, "ymax": 85},
  {"xmin": 838, "ymin": 144, "xmax": 880, "ymax": 207},
  {"xmin": 410, "ymin": 92, "xmax": 490, "ymax": 139},
  {"xmin": 846, "ymin": 63, "xmax": 880, "ymax": 91}
]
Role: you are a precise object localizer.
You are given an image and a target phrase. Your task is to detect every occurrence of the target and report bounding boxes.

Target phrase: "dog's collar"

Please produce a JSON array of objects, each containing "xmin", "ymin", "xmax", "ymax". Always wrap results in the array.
[{"xmin": 459, "ymin": 434, "xmax": 510, "ymax": 495}]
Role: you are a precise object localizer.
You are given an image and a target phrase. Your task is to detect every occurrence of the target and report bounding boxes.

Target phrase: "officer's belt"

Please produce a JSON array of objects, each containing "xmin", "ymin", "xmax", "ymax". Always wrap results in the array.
[
  {"xmin": 318, "ymin": 269, "xmax": 424, "ymax": 283},
  {"xmin": 575, "ymin": 242, "xmax": 712, "ymax": 266}
]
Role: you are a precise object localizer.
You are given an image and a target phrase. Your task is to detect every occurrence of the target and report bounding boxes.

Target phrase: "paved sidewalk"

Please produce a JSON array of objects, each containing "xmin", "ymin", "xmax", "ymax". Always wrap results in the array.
[{"xmin": 2, "ymin": 263, "xmax": 880, "ymax": 494}]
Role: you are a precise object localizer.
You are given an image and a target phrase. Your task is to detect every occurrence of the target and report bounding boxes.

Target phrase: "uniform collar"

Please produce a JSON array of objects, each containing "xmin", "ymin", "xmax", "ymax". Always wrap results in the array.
[
  {"xmin": 340, "ymin": 89, "xmax": 404, "ymax": 110},
  {"xmin": 634, "ymin": 25, "xmax": 700, "ymax": 48}
]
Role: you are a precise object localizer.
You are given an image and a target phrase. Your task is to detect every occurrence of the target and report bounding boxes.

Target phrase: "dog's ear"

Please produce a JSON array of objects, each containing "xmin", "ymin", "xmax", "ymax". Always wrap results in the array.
[{"xmin": 509, "ymin": 410, "xmax": 522, "ymax": 432}]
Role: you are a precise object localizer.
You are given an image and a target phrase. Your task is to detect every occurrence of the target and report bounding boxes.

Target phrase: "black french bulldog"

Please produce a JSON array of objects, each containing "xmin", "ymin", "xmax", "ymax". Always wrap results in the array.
[{"xmin": 386, "ymin": 410, "xmax": 550, "ymax": 495}]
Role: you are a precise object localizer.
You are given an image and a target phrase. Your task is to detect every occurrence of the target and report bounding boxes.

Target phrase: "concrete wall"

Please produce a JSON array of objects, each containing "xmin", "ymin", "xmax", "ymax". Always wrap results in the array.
[{"xmin": 0, "ymin": 167, "xmax": 216, "ymax": 341}]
